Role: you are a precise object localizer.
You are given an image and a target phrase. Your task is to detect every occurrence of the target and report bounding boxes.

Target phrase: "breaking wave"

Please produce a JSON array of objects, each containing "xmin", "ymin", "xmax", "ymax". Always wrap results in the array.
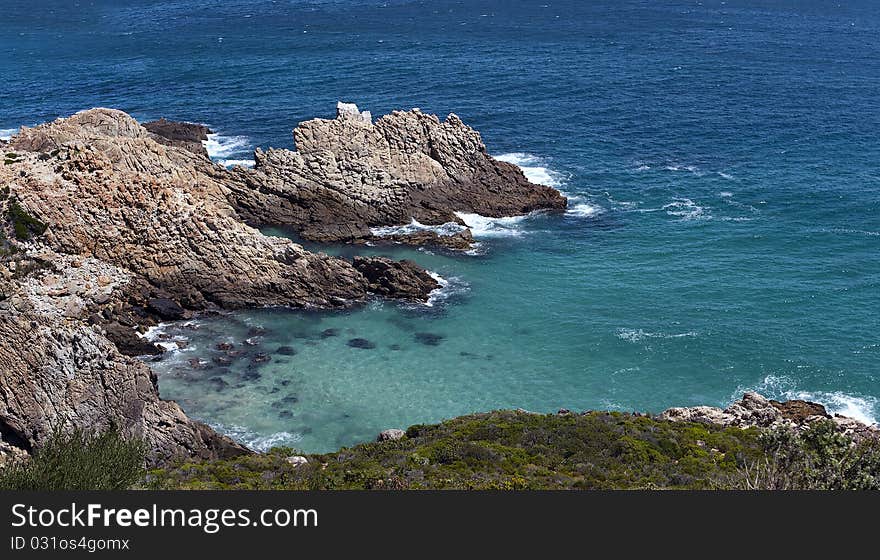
[
  {"xmin": 210, "ymin": 423, "xmax": 303, "ymax": 452},
  {"xmin": 370, "ymin": 218, "xmax": 467, "ymax": 238},
  {"xmin": 0, "ymin": 128, "xmax": 17, "ymax": 141},
  {"xmin": 735, "ymin": 375, "xmax": 878, "ymax": 426},
  {"xmin": 203, "ymin": 133, "xmax": 251, "ymax": 159},
  {"xmin": 616, "ymin": 328, "xmax": 698, "ymax": 343}
]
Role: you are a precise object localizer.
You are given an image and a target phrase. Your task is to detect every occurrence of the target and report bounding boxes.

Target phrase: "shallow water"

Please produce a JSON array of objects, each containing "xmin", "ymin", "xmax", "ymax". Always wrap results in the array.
[{"xmin": 3, "ymin": 0, "xmax": 878, "ymax": 451}]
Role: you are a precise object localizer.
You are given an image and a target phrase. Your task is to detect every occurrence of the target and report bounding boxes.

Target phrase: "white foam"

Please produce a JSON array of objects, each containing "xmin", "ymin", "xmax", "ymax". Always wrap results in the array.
[
  {"xmin": 203, "ymin": 133, "xmax": 251, "ymax": 159},
  {"xmin": 211, "ymin": 423, "xmax": 303, "ymax": 452},
  {"xmin": 616, "ymin": 328, "xmax": 698, "ymax": 343},
  {"xmin": 370, "ymin": 218, "xmax": 467, "ymax": 238},
  {"xmin": 737, "ymin": 375, "xmax": 878, "ymax": 426},
  {"xmin": 567, "ymin": 202, "xmax": 601, "ymax": 218},
  {"xmin": 420, "ymin": 271, "xmax": 469, "ymax": 308},
  {"xmin": 717, "ymin": 172, "xmax": 735, "ymax": 180},
  {"xmin": 718, "ymin": 191, "xmax": 734, "ymax": 198},
  {"xmin": 455, "ymin": 212, "xmax": 527, "ymax": 238},
  {"xmin": 662, "ymin": 198, "xmax": 711, "ymax": 221},
  {"xmin": 664, "ymin": 164, "xmax": 702, "ymax": 176},
  {"xmin": 0, "ymin": 128, "xmax": 17, "ymax": 141},
  {"xmin": 494, "ymin": 152, "xmax": 565, "ymax": 188},
  {"xmin": 219, "ymin": 158, "xmax": 255, "ymax": 168}
]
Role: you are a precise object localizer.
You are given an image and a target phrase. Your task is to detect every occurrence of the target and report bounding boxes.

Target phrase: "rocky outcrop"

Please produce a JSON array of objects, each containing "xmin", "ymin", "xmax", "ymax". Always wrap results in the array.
[
  {"xmin": 0, "ymin": 108, "xmax": 450, "ymax": 465},
  {"xmin": 224, "ymin": 103, "xmax": 566, "ymax": 248},
  {"xmin": 5, "ymin": 109, "xmax": 370, "ymax": 310},
  {"xmin": 0, "ymin": 252, "xmax": 249, "ymax": 466},
  {"xmin": 661, "ymin": 392, "xmax": 879, "ymax": 442},
  {"xmin": 353, "ymin": 256, "xmax": 439, "ymax": 301},
  {"xmin": 143, "ymin": 118, "xmax": 212, "ymax": 158}
]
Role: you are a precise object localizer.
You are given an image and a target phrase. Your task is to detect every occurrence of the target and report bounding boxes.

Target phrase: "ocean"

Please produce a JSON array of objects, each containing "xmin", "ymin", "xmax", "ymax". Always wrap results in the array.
[{"xmin": 2, "ymin": 0, "xmax": 878, "ymax": 452}]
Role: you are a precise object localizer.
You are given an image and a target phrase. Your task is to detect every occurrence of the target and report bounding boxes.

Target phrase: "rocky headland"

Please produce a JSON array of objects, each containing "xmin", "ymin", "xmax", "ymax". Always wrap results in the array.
[{"xmin": 1, "ymin": 106, "xmax": 875, "ymax": 477}]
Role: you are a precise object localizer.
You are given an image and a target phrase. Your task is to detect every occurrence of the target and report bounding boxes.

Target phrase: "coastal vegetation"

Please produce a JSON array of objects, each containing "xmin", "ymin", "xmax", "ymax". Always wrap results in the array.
[{"xmin": 2, "ymin": 411, "xmax": 877, "ymax": 490}]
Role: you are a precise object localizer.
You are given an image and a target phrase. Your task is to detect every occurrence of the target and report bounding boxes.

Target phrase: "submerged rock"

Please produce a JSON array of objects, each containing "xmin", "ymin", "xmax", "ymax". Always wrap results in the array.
[
  {"xmin": 414, "ymin": 332, "xmax": 444, "ymax": 346},
  {"xmin": 276, "ymin": 345, "xmax": 296, "ymax": 355},
  {"xmin": 347, "ymin": 338, "xmax": 376, "ymax": 349},
  {"xmin": 320, "ymin": 328, "xmax": 340, "ymax": 338}
]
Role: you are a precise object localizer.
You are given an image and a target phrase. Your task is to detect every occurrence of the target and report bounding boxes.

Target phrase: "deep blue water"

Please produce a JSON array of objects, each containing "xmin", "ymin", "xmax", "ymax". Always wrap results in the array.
[{"xmin": 3, "ymin": 1, "xmax": 878, "ymax": 451}]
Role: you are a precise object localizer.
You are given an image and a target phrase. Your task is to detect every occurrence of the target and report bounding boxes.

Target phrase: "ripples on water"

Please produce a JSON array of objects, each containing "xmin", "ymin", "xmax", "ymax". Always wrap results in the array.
[{"xmin": 3, "ymin": 0, "xmax": 878, "ymax": 450}]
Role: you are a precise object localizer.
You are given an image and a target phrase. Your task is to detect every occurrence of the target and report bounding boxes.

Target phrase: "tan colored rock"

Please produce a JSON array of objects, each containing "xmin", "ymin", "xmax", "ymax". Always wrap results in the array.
[{"xmin": 225, "ymin": 103, "xmax": 567, "ymax": 247}]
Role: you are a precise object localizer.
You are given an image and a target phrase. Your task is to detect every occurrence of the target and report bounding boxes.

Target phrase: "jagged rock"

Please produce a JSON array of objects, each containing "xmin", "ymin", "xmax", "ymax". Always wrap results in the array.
[
  {"xmin": 770, "ymin": 399, "xmax": 830, "ymax": 422},
  {"xmin": 661, "ymin": 393, "xmax": 785, "ymax": 429},
  {"xmin": 6, "ymin": 109, "xmax": 372, "ymax": 309},
  {"xmin": 352, "ymin": 256, "xmax": 439, "ymax": 300},
  {"xmin": 147, "ymin": 297, "xmax": 186, "ymax": 320},
  {"xmin": 0, "ymin": 296, "xmax": 249, "ymax": 466},
  {"xmin": 662, "ymin": 393, "xmax": 879, "ymax": 442},
  {"xmin": 143, "ymin": 118, "xmax": 212, "ymax": 158},
  {"xmin": 376, "ymin": 429, "xmax": 405, "ymax": 442},
  {"xmin": 225, "ymin": 103, "xmax": 566, "ymax": 247}
]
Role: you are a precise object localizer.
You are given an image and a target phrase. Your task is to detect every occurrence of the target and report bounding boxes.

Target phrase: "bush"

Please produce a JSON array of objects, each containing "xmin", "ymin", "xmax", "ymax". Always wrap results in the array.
[
  {"xmin": 0, "ymin": 426, "xmax": 146, "ymax": 490},
  {"xmin": 732, "ymin": 420, "xmax": 880, "ymax": 490},
  {"xmin": 7, "ymin": 200, "xmax": 47, "ymax": 240}
]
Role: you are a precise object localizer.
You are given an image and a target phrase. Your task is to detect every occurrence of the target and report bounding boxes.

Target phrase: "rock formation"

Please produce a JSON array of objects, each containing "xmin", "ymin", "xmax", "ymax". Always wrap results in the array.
[
  {"xmin": 661, "ymin": 392, "xmax": 879, "ymax": 442},
  {"xmin": 143, "ymin": 117, "xmax": 213, "ymax": 158},
  {"xmin": 0, "ymin": 108, "xmax": 447, "ymax": 465},
  {"xmin": 224, "ymin": 102, "xmax": 567, "ymax": 249}
]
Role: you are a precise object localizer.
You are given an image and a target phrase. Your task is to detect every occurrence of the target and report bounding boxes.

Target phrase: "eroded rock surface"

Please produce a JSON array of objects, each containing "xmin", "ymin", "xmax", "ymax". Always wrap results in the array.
[{"xmin": 225, "ymin": 103, "xmax": 567, "ymax": 247}]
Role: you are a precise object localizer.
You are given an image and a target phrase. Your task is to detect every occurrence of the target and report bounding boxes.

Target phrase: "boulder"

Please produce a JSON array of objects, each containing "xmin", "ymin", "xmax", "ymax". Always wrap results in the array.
[{"xmin": 377, "ymin": 429, "xmax": 405, "ymax": 442}]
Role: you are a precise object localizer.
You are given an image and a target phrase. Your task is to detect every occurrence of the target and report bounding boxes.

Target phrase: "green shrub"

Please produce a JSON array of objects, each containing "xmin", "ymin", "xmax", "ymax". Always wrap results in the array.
[
  {"xmin": 7, "ymin": 200, "xmax": 47, "ymax": 240},
  {"xmin": 732, "ymin": 420, "xmax": 880, "ymax": 490},
  {"xmin": 0, "ymin": 426, "xmax": 146, "ymax": 490}
]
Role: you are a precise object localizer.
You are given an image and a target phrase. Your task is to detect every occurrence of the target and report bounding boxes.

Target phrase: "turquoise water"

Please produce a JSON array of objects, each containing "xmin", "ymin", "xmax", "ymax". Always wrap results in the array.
[{"xmin": 2, "ymin": 0, "xmax": 878, "ymax": 451}]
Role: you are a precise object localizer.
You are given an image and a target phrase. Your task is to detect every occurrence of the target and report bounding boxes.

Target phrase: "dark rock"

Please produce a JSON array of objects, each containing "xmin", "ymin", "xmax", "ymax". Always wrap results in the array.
[
  {"xmin": 276, "ymin": 346, "xmax": 296, "ymax": 355},
  {"xmin": 247, "ymin": 326, "xmax": 267, "ymax": 337},
  {"xmin": 352, "ymin": 256, "xmax": 439, "ymax": 301},
  {"xmin": 143, "ymin": 118, "xmax": 212, "ymax": 158},
  {"xmin": 347, "ymin": 338, "xmax": 376, "ymax": 349},
  {"xmin": 241, "ymin": 369, "xmax": 261, "ymax": 382},
  {"xmin": 770, "ymin": 399, "xmax": 831, "ymax": 422},
  {"xmin": 251, "ymin": 352, "xmax": 271, "ymax": 364},
  {"xmin": 216, "ymin": 342, "xmax": 234, "ymax": 351},
  {"xmin": 146, "ymin": 297, "xmax": 186, "ymax": 320},
  {"xmin": 320, "ymin": 328, "xmax": 340, "ymax": 338},
  {"xmin": 278, "ymin": 411, "xmax": 293, "ymax": 419},
  {"xmin": 207, "ymin": 377, "xmax": 229, "ymax": 391},
  {"xmin": 414, "ymin": 332, "xmax": 444, "ymax": 346},
  {"xmin": 103, "ymin": 322, "xmax": 161, "ymax": 356},
  {"xmin": 212, "ymin": 355, "xmax": 232, "ymax": 366}
]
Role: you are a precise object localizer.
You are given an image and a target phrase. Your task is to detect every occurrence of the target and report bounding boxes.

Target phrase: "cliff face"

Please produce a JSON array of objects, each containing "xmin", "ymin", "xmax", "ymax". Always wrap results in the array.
[
  {"xmin": 226, "ymin": 103, "xmax": 567, "ymax": 247},
  {"xmin": 0, "ymin": 108, "xmax": 446, "ymax": 465}
]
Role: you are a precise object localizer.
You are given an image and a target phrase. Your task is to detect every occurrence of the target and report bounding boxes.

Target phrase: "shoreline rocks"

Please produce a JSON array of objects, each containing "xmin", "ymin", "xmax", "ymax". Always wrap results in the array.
[
  {"xmin": 0, "ymin": 107, "xmax": 462, "ymax": 466},
  {"xmin": 661, "ymin": 392, "xmax": 879, "ymax": 442}
]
